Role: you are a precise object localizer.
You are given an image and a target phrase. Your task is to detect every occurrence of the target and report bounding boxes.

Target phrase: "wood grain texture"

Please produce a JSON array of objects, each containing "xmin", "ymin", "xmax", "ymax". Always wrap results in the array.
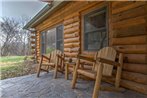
[
  {"xmin": 123, "ymin": 63, "xmax": 147, "ymax": 74},
  {"xmin": 112, "ymin": 1, "xmax": 146, "ymax": 14},
  {"xmin": 113, "ymin": 23, "xmax": 147, "ymax": 38},
  {"xmin": 33, "ymin": 1, "xmax": 147, "ymax": 94},
  {"xmin": 124, "ymin": 54, "xmax": 147, "ymax": 64},
  {"xmin": 114, "ymin": 45, "xmax": 147, "ymax": 54},
  {"xmin": 113, "ymin": 70, "xmax": 147, "ymax": 85},
  {"xmin": 112, "ymin": 35, "xmax": 147, "ymax": 45}
]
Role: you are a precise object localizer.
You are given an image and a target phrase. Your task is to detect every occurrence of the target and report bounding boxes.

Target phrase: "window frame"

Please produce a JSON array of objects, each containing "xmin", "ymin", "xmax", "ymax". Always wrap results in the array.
[
  {"xmin": 81, "ymin": 6, "xmax": 109, "ymax": 54},
  {"xmin": 40, "ymin": 24, "xmax": 64, "ymax": 55},
  {"xmin": 56, "ymin": 24, "xmax": 64, "ymax": 51}
]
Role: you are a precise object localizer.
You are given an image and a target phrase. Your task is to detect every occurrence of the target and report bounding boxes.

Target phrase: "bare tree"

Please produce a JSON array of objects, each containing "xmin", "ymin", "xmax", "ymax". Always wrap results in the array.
[{"xmin": 0, "ymin": 17, "xmax": 31, "ymax": 56}]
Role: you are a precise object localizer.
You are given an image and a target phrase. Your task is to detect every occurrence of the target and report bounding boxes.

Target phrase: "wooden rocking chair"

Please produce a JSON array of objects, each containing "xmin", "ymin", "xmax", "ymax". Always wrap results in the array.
[
  {"xmin": 37, "ymin": 50, "xmax": 64, "ymax": 78},
  {"xmin": 71, "ymin": 47, "xmax": 124, "ymax": 98}
]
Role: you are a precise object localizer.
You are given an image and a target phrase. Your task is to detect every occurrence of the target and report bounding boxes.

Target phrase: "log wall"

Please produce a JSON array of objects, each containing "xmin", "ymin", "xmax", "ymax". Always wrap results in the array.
[
  {"xmin": 34, "ymin": 1, "xmax": 147, "ymax": 94},
  {"xmin": 110, "ymin": 1, "xmax": 147, "ymax": 94},
  {"xmin": 63, "ymin": 14, "xmax": 80, "ymax": 61}
]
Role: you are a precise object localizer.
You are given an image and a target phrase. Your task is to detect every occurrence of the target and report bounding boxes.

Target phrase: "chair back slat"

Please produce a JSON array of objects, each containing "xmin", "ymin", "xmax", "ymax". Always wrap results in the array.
[
  {"xmin": 50, "ymin": 50, "xmax": 56, "ymax": 63},
  {"xmin": 94, "ymin": 47, "xmax": 117, "ymax": 76},
  {"xmin": 57, "ymin": 50, "xmax": 62, "ymax": 65},
  {"xmin": 50, "ymin": 50, "xmax": 63, "ymax": 65}
]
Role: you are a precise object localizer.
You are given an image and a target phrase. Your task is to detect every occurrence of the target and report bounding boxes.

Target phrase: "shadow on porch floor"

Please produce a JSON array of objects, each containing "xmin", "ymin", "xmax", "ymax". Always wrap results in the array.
[{"xmin": 0, "ymin": 72, "xmax": 147, "ymax": 98}]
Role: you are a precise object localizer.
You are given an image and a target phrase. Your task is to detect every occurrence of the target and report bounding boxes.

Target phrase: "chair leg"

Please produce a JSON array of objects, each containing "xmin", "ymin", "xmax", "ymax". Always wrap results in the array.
[
  {"xmin": 115, "ymin": 53, "xmax": 123, "ymax": 89},
  {"xmin": 65, "ymin": 64, "xmax": 69, "ymax": 80},
  {"xmin": 54, "ymin": 64, "xmax": 58, "ymax": 79},
  {"xmin": 92, "ymin": 63, "xmax": 103, "ymax": 98},
  {"xmin": 71, "ymin": 59, "xmax": 80, "ymax": 89},
  {"xmin": 37, "ymin": 63, "xmax": 42, "ymax": 77},
  {"xmin": 46, "ymin": 66, "xmax": 50, "ymax": 73}
]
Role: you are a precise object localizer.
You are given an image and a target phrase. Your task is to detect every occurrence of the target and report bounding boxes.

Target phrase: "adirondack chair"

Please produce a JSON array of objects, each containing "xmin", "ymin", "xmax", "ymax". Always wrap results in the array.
[
  {"xmin": 71, "ymin": 47, "xmax": 123, "ymax": 98},
  {"xmin": 37, "ymin": 50, "xmax": 64, "ymax": 78}
]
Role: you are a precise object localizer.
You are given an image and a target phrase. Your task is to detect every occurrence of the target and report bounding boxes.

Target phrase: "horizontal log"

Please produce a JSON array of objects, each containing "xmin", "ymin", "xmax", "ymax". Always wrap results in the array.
[
  {"xmin": 64, "ymin": 57, "xmax": 77, "ymax": 62},
  {"xmin": 113, "ymin": 70, "xmax": 147, "ymax": 85},
  {"xmin": 64, "ymin": 26, "xmax": 79, "ymax": 34},
  {"xmin": 64, "ymin": 16, "xmax": 79, "ymax": 25},
  {"xmin": 36, "ymin": 46, "xmax": 40, "ymax": 48},
  {"xmin": 64, "ymin": 43, "xmax": 80, "ymax": 48},
  {"xmin": 112, "ymin": 1, "xmax": 132, "ymax": 8},
  {"xmin": 64, "ymin": 47, "xmax": 80, "ymax": 52},
  {"xmin": 64, "ymin": 12, "xmax": 79, "ymax": 20},
  {"xmin": 124, "ymin": 54, "xmax": 147, "ymax": 64},
  {"xmin": 31, "ymin": 46, "xmax": 36, "ymax": 49},
  {"xmin": 112, "ymin": 35, "xmax": 147, "ymax": 45},
  {"xmin": 64, "ymin": 32, "xmax": 79, "ymax": 39},
  {"xmin": 64, "ymin": 22, "xmax": 79, "ymax": 30},
  {"xmin": 31, "ymin": 41, "xmax": 36, "ymax": 44},
  {"xmin": 112, "ymin": 1, "xmax": 146, "ymax": 14},
  {"xmin": 113, "ymin": 23, "xmax": 147, "ymax": 38},
  {"xmin": 121, "ymin": 79, "xmax": 147, "ymax": 95},
  {"xmin": 123, "ymin": 63, "xmax": 147, "ymax": 74},
  {"xmin": 114, "ymin": 45, "xmax": 147, "ymax": 54},
  {"xmin": 102, "ymin": 77, "xmax": 147, "ymax": 95},
  {"xmin": 31, "ymin": 36, "xmax": 36, "ymax": 39},
  {"xmin": 64, "ymin": 37, "xmax": 79, "ymax": 43},
  {"xmin": 113, "ymin": 15, "xmax": 146, "ymax": 29},
  {"xmin": 112, "ymin": 5, "xmax": 147, "ymax": 22},
  {"xmin": 64, "ymin": 52, "xmax": 78, "ymax": 57},
  {"xmin": 31, "ymin": 32, "xmax": 36, "ymax": 34}
]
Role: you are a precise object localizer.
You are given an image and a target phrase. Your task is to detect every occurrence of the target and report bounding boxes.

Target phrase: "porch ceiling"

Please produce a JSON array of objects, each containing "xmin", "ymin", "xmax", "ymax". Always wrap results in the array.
[{"xmin": 23, "ymin": 0, "xmax": 68, "ymax": 30}]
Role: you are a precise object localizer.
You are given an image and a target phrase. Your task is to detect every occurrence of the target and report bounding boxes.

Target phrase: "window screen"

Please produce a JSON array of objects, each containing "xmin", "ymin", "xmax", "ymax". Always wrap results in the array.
[
  {"xmin": 41, "ymin": 32, "xmax": 46, "ymax": 54},
  {"xmin": 46, "ymin": 28, "xmax": 56, "ymax": 54},
  {"xmin": 41, "ymin": 25, "xmax": 64, "ymax": 54},
  {"xmin": 56, "ymin": 25, "xmax": 63, "ymax": 51},
  {"xmin": 84, "ymin": 7, "xmax": 108, "ymax": 51}
]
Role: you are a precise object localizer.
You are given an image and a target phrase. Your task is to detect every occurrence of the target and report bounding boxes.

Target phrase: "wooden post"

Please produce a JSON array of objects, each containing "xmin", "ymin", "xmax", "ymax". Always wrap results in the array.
[
  {"xmin": 115, "ymin": 53, "xmax": 123, "ymax": 88},
  {"xmin": 71, "ymin": 59, "xmax": 80, "ymax": 89},
  {"xmin": 65, "ymin": 63, "xmax": 69, "ymax": 80},
  {"xmin": 92, "ymin": 63, "xmax": 103, "ymax": 98},
  {"xmin": 37, "ymin": 56, "xmax": 43, "ymax": 77},
  {"xmin": 54, "ymin": 55, "xmax": 59, "ymax": 79}
]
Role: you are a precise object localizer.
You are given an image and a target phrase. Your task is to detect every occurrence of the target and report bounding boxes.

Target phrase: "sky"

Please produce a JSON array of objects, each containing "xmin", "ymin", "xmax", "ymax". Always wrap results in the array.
[{"xmin": 0, "ymin": 0, "xmax": 47, "ymax": 22}]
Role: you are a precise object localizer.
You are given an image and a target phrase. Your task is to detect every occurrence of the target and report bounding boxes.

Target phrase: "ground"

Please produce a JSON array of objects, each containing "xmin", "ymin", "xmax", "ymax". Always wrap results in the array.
[
  {"xmin": 0, "ymin": 56, "xmax": 36, "ymax": 80},
  {"xmin": 1, "ymin": 72, "xmax": 147, "ymax": 98}
]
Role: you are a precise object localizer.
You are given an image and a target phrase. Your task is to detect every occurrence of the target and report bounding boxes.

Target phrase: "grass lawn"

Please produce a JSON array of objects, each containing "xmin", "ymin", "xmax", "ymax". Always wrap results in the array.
[
  {"xmin": 0, "ymin": 56, "xmax": 25, "ymax": 63},
  {"xmin": 0, "ymin": 56, "xmax": 36, "ymax": 80}
]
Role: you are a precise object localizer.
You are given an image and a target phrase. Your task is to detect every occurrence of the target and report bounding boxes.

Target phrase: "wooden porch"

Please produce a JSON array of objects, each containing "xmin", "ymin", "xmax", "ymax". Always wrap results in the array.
[{"xmin": 1, "ymin": 72, "xmax": 147, "ymax": 98}]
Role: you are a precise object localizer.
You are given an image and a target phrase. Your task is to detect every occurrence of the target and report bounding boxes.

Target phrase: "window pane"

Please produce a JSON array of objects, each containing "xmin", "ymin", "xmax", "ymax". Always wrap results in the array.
[
  {"xmin": 56, "ymin": 25, "xmax": 63, "ymax": 51},
  {"xmin": 84, "ymin": 8, "xmax": 107, "ymax": 51},
  {"xmin": 41, "ymin": 32, "xmax": 46, "ymax": 54},
  {"xmin": 46, "ymin": 28, "xmax": 56, "ymax": 54}
]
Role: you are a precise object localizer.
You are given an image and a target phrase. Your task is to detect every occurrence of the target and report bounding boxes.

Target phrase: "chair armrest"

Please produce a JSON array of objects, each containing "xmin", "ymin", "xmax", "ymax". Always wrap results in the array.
[
  {"xmin": 97, "ymin": 58, "xmax": 120, "ymax": 67},
  {"xmin": 41, "ymin": 55, "xmax": 51, "ymax": 61},
  {"xmin": 56, "ymin": 54, "xmax": 64, "ymax": 60},
  {"xmin": 78, "ymin": 54, "xmax": 96, "ymax": 63}
]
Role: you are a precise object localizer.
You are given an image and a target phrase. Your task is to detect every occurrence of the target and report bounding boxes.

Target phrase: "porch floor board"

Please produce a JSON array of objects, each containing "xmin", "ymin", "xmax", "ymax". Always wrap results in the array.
[{"xmin": 0, "ymin": 72, "xmax": 147, "ymax": 98}]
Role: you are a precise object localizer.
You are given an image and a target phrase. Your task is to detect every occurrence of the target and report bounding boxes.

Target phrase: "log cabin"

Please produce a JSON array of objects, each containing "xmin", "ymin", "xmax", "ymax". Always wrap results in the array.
[{"xmin": 23, "ymin": 1, "xmax": 147, "ymax": 95}]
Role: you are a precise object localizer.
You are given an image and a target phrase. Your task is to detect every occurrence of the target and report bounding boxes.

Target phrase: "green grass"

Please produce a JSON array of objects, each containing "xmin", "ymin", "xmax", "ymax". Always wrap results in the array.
[
  {"xmin": 0, "ymin": 62, "xmax": 23, "ymax": 72},
  {"xmin": 0, "ymin": 56, "xmax": 34, "ymax": 79},
  {"xmin": 0, "ymin": 56, "xmax": 25, "ymax": 63}
]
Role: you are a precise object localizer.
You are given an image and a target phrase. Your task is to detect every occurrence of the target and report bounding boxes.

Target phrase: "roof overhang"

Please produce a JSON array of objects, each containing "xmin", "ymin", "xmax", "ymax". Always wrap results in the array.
[{"xmin": 23, "ymin": 0, "xmax": 67, "ymax": 30}]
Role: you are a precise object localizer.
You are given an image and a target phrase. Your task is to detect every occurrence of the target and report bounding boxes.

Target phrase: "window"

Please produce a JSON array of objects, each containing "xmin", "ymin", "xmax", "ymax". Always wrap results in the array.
[
  {"xmin": 41, "ymin": 32, "xmax": 46, "ymax": 54},
  {"xmin": 41, "ymin": 25, "xmax": 63, "ymax": 54},
  {"xmin": 46, "ymin": 28, "xmax": 56, "ymax": 54},
  {"xmin": 83, "ymin": 7, "xmax": 108, "ymax": 51},
  {"xmin": 56, "ymin": 25, "xmax": 63, "ymax": 51}
]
